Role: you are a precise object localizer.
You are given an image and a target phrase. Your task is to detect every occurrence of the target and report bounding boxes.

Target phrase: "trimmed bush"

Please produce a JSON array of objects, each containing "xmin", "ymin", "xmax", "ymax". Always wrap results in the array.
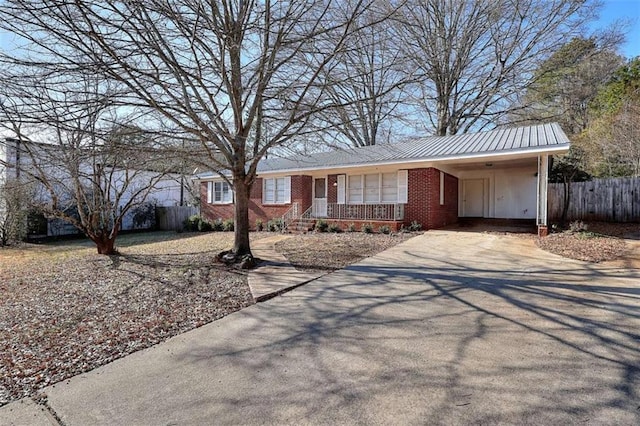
[
  {"xmin": 408, "ymin": 220, "xmax": 422, "ymax": 232},
  {"xmin": 346, "ymin": 222, "xmax": 357, "ymax": 232},
  {"xmin": 361, "ymin": 223, "xmax": 373, "ymax": 234},
  {"xmin": 327, "ymin": 222, "xmax": 342, "ymax": 233},
  {"xmin": 314, "ymin": 218, "xmax": 328, "ymax": 232},
  {"xmin": 183, "ymin": 215, "xmax": 201, "ymax": 232},
  {"xmin": 569, "ymin": 220, "xmax": 588, "ymax": 233},
  {"xmin": 211, "ymin": 219, "xmax": 224, "ymax": 231},
  {"xmin": 378, "ymin": 225, "xmax": 391, "ymax": 234},
  {"xmin": 267, "ymin": 218, "xmax": 284, "ymax": 232},
  {"xmin": 222, "ymin": 218, "xmax": 235, "ymax": 232},
  {"xmin": 255, "ymin": 219, "xmax": 264, "ymax": 231},
  {"xmin": 198, "ymin": 219, "xmax": 213, "ymax": 232}
]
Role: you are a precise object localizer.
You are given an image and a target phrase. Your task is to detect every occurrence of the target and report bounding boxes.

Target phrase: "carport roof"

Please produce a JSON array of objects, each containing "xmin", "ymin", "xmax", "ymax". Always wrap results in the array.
[{"xmin": 197, "ymin": 122, "xmax": 570, "ymax": 178}]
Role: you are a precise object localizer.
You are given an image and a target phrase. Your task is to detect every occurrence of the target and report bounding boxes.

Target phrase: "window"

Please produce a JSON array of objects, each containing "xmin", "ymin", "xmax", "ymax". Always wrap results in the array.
[
  {"xmin": 348, "ymin": 175, "xmax": 363, "ymax": 203},
  {"xmin": 346, "ymin": 172, "xmax": 406, "ymax": 204},
  {"xmin": 381, "ymin": 173, "xmax": 397, "ymax": 202},
  {"xmin": 208, "ymin": 181, "xmax": 232, "ymax": 204},
  {"xmin": 263, "ymin": 176, "xmax": 291, "ymax": 204},
  {"xmin": 364, "ymin": 174, "xmax": 379, "ymax": 203}
]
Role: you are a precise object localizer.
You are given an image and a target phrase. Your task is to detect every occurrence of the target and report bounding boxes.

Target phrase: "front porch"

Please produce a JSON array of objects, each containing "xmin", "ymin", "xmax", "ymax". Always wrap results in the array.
[{"xmin": 283, "ymin": 201, "xmax": 405, "ymax": 232}]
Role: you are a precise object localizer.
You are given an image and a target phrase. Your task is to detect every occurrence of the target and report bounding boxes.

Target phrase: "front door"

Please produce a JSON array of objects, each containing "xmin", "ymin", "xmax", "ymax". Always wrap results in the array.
[
  {"xmin": 313, "ymin": 177, "xmax": 327, "ymax": 217},
  {"xmin": 462, "ymin": 179, "xmax": 484, "ymax": 217}
]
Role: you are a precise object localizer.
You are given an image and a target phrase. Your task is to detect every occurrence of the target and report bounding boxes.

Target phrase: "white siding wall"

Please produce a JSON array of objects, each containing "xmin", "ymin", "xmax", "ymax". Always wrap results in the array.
[{"xmin": 458, "ymin": 164, "xmax": 537, "ymax": 219}]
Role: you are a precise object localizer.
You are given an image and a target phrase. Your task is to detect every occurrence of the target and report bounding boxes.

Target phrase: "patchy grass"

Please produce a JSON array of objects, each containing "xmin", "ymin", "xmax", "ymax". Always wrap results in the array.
[
  {"xmin": 0, "ymin": 231, "xmax": 271, "ymax": 407},
  {"xmin": 536, "ymin": 222, "xmax": 639, "ymax": 263},
  {"xmin": 275, "ymin": 232, "xmax": 419, "ymax": 272}
]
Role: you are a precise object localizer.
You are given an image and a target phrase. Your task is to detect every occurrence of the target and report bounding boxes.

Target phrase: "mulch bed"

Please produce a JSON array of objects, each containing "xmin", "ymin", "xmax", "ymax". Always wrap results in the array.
[
  {"xmin": 536, "ymin": 222, "xmax": 639, "ymax": 262},
  {"xmin": 0, "ymin": 232, "xmax": 267, "ymax": 407},
  {"xmin": 275, "ymin": 231, "xmax": 419, "ymax": 272}
]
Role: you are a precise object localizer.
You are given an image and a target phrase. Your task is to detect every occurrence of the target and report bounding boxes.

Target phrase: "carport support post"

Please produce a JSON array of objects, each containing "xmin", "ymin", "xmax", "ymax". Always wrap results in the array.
[{"xmin": 536, "ymin": 154, "xmax": 549, "ymax": 237}]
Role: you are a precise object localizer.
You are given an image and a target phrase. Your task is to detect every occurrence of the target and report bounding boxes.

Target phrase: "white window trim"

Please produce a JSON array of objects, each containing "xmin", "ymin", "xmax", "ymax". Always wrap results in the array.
[
  {"xmin": 262, "ymin": 176, "xmax": 291, "ymax": 205},
  {"xmin": 208, "ymin": 180, "xmax": 233, "ymax": 204},
  {"xmin": 343, "ymin": 171, "xmax": 408, "ymax": 204}
]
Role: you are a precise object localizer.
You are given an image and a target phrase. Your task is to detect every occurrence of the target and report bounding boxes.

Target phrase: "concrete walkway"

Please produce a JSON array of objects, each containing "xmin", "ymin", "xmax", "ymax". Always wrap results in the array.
[
  {"xmin": 1, "ymin": 230, "xmax": 639, "ymax": 425},
  {"xmin": 248, "ymin": 235, "xmax": 327, "ymax": 301}
]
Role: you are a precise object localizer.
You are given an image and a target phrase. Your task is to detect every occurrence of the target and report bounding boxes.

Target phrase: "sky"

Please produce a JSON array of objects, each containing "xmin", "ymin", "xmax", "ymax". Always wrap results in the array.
[
  {"xmin": 594, "ymin": 0, "xmax": 640, "ymax": 58},
  {"xmin": 0, "ymin": 1, "xmax": 638, "ymax": 58}
]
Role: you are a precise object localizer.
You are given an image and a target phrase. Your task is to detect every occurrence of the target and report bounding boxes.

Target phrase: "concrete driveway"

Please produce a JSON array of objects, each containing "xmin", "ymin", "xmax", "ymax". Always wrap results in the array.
[{"xmin": 25, "ymin": 231, "xmax": 640, "ymax": 424}]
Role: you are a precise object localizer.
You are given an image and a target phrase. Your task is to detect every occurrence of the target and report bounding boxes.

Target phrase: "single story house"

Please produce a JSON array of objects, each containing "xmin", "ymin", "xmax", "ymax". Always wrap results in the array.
[{"xmin": 195, "ymin": 123, "xmax": 570, "ymax": 236}]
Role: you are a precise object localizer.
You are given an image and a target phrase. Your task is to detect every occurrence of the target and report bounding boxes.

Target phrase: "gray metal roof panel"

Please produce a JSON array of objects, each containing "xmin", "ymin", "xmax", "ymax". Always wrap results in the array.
[
  {"xmin": 251, "ymin": 123, "xmax": 569, "ymax": 173},
  {"xmin": 192, "ymin": 123, "xmax": 569, "ymax": 178}
]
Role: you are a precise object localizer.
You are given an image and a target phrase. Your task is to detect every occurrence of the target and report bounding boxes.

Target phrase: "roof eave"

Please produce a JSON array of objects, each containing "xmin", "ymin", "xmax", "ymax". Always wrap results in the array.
[{"xmin": 254, "ymin": 144, "xmax": 571, "ymax": 176}]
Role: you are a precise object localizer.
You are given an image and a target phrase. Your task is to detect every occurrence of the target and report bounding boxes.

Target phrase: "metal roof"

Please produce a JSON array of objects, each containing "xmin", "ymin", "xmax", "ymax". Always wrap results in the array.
[{"xmin": 197, "ymin": 123, "xmax": 569, "ymax": 178}]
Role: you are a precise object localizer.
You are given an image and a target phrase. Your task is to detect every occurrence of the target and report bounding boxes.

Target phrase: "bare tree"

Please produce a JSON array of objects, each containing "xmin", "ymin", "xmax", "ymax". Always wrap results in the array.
[
  {"xmin": 316, "ymin": 2, "xmax": 413, "ymax": 148},
  {"xmin": 0, "ymin": 0, "xmax": 379, "ymax": 259},
  {"xmin": 0, "ymin": 178, "xmax": 33, "ymax": 246},
  {"xmin": 396, "ymin": 0, "xmax": 598, "ymax": 136},
  {"xmin": 0, "ymin": 73, "xmax": 176, "ymax": 254}
]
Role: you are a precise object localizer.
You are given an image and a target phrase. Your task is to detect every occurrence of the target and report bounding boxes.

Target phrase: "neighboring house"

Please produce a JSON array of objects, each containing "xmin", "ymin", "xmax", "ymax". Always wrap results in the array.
[
  {"xmin": 0, "ymin": 137, "xmax": 194, "ymax": 237},
  {"xmin": 195, "ymin": 123, "xmax": 570, "ymax": 236}
]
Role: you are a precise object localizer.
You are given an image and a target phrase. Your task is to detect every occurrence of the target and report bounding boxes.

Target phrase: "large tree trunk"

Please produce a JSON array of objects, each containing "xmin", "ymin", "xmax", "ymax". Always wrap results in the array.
[
  {"xmin": 88, "ymin": 226, "xmax": 119, "ymax": 255},
  {"xmin": 92, "ymin": 234, "xmax": 117, "ymax": 255},
  {"xmin": 233, "ymin": 175, "xmax": 252, "ymax": 256}
]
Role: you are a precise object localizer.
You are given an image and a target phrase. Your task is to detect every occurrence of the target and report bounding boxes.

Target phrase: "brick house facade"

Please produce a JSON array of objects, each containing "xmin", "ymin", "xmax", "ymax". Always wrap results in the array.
[
  {"xmin": 201, "ymin": 167, "xmax": 458, "ymax": 231},
  {"xmin": 195, "ymin": 124, "xmax": 571, "ymax": 234}
]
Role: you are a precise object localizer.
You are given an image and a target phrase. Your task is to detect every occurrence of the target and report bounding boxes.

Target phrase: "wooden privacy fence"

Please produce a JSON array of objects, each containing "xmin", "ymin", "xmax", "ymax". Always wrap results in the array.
[
  {"xmin": 548, "ymin": 177, "xmax": 640, "ymax": 222},
  {"xmin": 156, "ymin": 206, "xmax": 198, "ymax": 231}
]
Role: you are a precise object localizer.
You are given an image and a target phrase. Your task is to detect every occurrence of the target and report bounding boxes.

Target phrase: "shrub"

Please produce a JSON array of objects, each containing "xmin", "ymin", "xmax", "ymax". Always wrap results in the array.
[
  {"xmin": 222, "ymin": 218, "xmax": 235, "ymax": 232},
  {"xmin": 327, "ymin": 222, "xmax": 342, "ymax": 233},
  {"xmin": 198, "ymin": 219, "xmax": 213, "ymax": 232},
  {"xmin": 183, "ymin": 215, "xmax": 201, "ymax": 232},
  {"xmin": 131, "ymin": 202, "xmax": 157, "ymax": 229},
  {"xmin": 346, "ymin": 222, "xmax": 357, "ymax": 232},
  {"xmin": 267, "ymin": 218, "xmax": 284, "ymax": 232},
  {"xmin": 211, "ymin": 219, "xmax": 224, "ymax": 232},
  {"xmin": 314, "ymin": 218, "xmax": 329, "ymax": 232},
  {"xmin": 408, "ymin": 220, "xmax": 422, "ymax": 232},
  {"xmin": 378, "ymin": 225, "xmax": 391, "ymax": 234},
  {"xmin": 255, "ymin": 219, "xmax": 264, "ymax": 231},
  {"xmin": 361, "ymin": 223, "xmax": 373, "ymax": 233},
  {"xmin": 569, "ymin": 220, "xmax": 588, "ymax": 233}
]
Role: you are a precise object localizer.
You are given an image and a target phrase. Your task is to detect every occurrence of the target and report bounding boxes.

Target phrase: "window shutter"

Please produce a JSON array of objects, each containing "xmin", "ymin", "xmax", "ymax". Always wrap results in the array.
[
  {"xmin": 207, "ymin": 181, "xmax": 213, "ymax": 204},
  {"xmin": 439, "ymin": 171, "xmax": 445, "ymax": 205},
  {"xmin": 397, "ymin": 170, "xmax": 408, "ymax": 203},
  {"xmin": 337, "ymin": 175, "xmax": 346, "ymax": 204},
  {"xmin": 284, "ymin": 176, "xmax": 291, "ymax": 203}
]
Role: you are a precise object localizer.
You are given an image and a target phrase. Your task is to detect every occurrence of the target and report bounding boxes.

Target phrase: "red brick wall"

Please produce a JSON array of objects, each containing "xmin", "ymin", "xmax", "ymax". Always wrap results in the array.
[
  {"xmin": 404, "ymin": 168, "xmax": 458, "ymax": 230},
  {"xmin": 200, "ymin": 175, "xmax": 312, "ymax": 229},
  {"xmin": 428, "ymin": 171, "xmax": 458, "ymax": 229},
  {"xmin": 326, "ymin": 220, "xmax": 403, "ymax": 232}
]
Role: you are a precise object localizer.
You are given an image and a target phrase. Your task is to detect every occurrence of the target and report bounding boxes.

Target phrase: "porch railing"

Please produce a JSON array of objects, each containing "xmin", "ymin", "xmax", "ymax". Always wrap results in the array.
[
  {"xmin": 324, "ymin": 203, "xmax": 404, "ymax": 221},
  {"xmin": 281, "ymin": 202, "xmax": 299, "ymax": 229}
]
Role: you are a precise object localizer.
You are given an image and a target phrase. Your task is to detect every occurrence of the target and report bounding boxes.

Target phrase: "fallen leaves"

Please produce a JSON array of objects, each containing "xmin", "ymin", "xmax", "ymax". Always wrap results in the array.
[
  {"xmin": 275, "ymin": 232, "xmax": 418, "ymax": 272},
  {"xmin": 0, "ymin": 231, "xmax": 270, "ymax": 407},
  {"xmin": 536, "ymin": 222, "xmax": 638, "ymax": 263}
]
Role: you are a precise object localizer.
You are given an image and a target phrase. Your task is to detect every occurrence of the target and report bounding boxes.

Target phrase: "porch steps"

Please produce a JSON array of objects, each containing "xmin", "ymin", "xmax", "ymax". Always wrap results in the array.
[{"xmin": 285, "ymin": 218, "xmax": 316, "ymax": 234}]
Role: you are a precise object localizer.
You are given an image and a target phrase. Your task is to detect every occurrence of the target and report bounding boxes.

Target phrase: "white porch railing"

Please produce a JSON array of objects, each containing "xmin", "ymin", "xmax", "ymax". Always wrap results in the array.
[
  {"xmin": 281, "ymin": 202, "xmax": 299, "ymax": 229},
  {"xmin": 323, "ymin": 203, "xmax": 404, "ymax": 221}
]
